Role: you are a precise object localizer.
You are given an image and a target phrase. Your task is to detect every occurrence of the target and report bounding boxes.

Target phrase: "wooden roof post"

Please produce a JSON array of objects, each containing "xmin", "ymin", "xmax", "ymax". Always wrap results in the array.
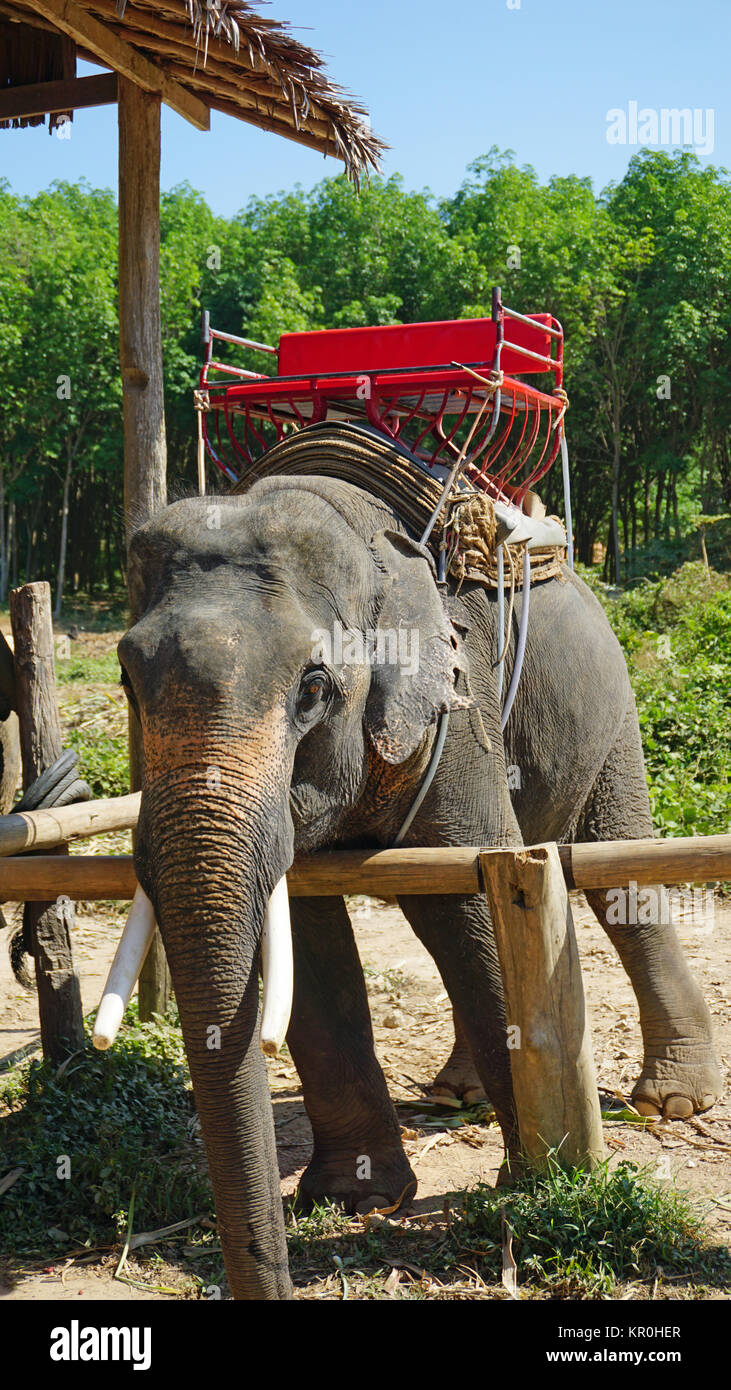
[{"xmin": 118, "ymin": 74, "xmax": 171, "ymax": 1020}]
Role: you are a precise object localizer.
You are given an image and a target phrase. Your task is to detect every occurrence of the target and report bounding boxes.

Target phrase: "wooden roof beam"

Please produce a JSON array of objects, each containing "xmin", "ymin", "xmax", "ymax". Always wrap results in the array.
[
  {"xmin": 0, "ymin": 71, "xmax": 117, "ymax": 120},
  {"xmin": 0, "ymin": 3, "xmax": 103, "ymax": 64},
  {"xmin": 20, "ymin": 0, "xmax": 210, "ymax": 129}
]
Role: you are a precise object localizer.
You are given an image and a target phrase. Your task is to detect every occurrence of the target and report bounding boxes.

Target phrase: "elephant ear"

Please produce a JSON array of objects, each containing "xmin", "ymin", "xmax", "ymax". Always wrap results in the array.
[{"xmin": 365, "ymin": 530, "xmax": 471, "ymax": 765}]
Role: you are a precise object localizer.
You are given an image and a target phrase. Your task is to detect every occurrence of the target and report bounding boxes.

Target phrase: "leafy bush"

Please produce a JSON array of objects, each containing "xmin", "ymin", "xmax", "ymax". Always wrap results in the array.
[
  {"xmin": 0, "ymin": 1005, "xmax": 212, "ymax": 1257},
  {"xmin": 590, "ymin": 563, "xmax": 731, "ymax": 836},
  {"xmin": 65, "ymin": 727, "xmax": 129, "ymax": 799},
  {"xmin": 55, "ymin": 652, "xmax": 121, "ymax": 685}
]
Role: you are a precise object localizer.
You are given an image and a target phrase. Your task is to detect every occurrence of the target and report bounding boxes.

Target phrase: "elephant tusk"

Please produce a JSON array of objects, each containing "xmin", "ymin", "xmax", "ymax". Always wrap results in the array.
[
  {"xmin": 260, "ymin": 875, "xmax": 293, "ymax": 1057},
  {"xmin": 92, "ymin": 884, "xmax": 157, "ymax": 1050}
]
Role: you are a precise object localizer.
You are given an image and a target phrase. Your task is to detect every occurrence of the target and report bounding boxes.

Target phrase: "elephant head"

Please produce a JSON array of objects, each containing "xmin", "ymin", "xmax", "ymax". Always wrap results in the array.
[{"xmin": 117, "ymin": 476, "xmax": 467, "ymax": 1300}]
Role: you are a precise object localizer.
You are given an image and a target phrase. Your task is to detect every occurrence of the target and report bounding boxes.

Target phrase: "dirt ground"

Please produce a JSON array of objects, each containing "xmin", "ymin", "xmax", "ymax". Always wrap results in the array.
[{"xmin": 1, "ymin": 886, "xmax": 729, "ymax": 1300}]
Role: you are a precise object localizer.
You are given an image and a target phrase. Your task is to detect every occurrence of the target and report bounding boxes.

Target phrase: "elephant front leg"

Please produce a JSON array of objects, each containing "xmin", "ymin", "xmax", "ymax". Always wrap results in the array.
[{"xmin": 287, "ymin": 895, "xmax": 416, "ymax": 1214}]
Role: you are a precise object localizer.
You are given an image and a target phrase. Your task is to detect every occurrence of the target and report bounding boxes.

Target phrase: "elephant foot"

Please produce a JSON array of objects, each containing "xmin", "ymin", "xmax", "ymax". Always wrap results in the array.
[
  {"xmin": 631, "ymin": 1044, "xmax": 723, "ymax": 1119},
  {"xmin": 296, "ymin": 1146, "xmax": 417, "ymax": 1216},
  {"xmin": 427, "ymin": 1055, "xmax": 488, "ymax": 1108}
]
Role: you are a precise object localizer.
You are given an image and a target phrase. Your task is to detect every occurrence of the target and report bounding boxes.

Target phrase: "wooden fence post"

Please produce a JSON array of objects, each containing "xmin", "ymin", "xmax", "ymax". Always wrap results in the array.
[
  {"xmin": 480, "ymin": 842, "xmax": 604, "ymax": 1171},
  {"xmin": 9, "ymin": 581, "xmax": 84, "ymax": 1062},
  {"xmin": 119, "ymin": 75, "xmax": 171, "ymax": 1020}
]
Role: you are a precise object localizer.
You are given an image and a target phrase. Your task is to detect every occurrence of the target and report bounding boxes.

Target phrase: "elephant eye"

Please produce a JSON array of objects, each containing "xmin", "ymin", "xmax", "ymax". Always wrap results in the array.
[{"xmin": 296, "ymin": 668, "xmax": 332, "ymax": 722}]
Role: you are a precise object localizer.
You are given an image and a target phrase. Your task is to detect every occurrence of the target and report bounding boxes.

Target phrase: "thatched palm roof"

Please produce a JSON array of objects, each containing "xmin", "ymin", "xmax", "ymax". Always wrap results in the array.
[{"xmin": 0, "ymin": 0, "xmax": 385, "ymax": 180}]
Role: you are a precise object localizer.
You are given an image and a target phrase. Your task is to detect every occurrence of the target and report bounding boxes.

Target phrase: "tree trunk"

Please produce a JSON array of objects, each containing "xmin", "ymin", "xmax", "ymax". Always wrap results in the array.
[
  {"xmin": 0, "ymin": 468, "xmax": 7, "ymax": 603},
  {"xmin": 654, "ymin": 471, "xmax": 665, "ymax": 538},
  {"xmin": 10, "ymin": 501, "xmax": 17, "ymax": 591},
  {"xmin": 118, "ymin": 77, "xmax": 170, "ymax": 1018},
  {"xmin": 611, "ymin": 444, "xmax": 621, "ymax": 585},
  {"xmin": 54, "ymin": 444, "xmax": 73, "ymax": 620}
]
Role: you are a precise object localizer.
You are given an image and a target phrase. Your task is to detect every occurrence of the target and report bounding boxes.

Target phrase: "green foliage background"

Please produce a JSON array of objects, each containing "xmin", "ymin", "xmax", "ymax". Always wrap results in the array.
[
  {"xmin": 1, "ymin": 147, "xmax": 730, "ymax": 598},
  {"xmin": 584, "ymin": 564, "xmax": 731, "ymax": 836},
  {"xmin": 0, "ymin": 148, "xmax": 728, "ymax": 835}
]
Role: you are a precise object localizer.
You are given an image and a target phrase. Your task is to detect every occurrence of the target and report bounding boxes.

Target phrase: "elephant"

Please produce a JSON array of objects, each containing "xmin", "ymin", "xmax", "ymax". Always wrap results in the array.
[{"xmin": 118, "ymin": 467, "xmax": 722, "ymax": 1300}]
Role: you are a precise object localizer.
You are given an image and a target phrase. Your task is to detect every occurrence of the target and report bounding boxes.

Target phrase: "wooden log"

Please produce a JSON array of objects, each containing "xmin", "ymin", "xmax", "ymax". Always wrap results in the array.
[
  {"xmin": 0, "ymin": 713, "xmax": 21, "ymax": 815},
  {"xmin": 0, "ymin": 849, "xmax": 481, "ymax": 900},
  {"xmin": 288, "ymin": 846, "xmax": 482, "ymax": 897},
  {"xmin": 0, "ymin": 628, "xmax": 21, "ymax": 816},
  {"xmin": 558, "ymin": 834, "xmax": 731, "ymax": 890},
  {"xmin": 481, "ymin": 844, "xmax": 604, "ymax": 1171},
  {"xmin": 10, "ymin": 583, "xmax": 61, "ymax": 783},
  {"xmin": 118, "ymin": 78, "xmax": 168, "ymax": 549},
  {"xmin": 118, "ymin": 76, "xmax": 170, "ymax": 1020},
  {"xmin": 9, "ymin": 582, "xmax": 84, "ymax": 1062},
  {"xmin": 0, "ymin": 832, "xmax": 729, "ymax": 901},
  {"xmin": 0, "ymin": 71, "xmax": 118, "ymax": 121},
  {"xmin": 0, "ymin": 791, "xmax": 141, "ymax": 856}
]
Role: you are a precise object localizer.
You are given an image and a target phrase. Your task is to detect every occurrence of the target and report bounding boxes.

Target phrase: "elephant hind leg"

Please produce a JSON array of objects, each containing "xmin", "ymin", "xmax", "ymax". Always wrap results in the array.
[
  {"xmin": 577, "ymin": 701, "xmax": 722, "ymax": 1119},
  {"xmin": 286, "ymin": 895, "xmax": 416, "ymax": 1215},
  {"xmin": 398, "ymin": 890, "xmax": 519, "ymax": 1166},
  {"xmin": 427, "ymin": 1008, "xmax": 488, "ymax": 1106}
]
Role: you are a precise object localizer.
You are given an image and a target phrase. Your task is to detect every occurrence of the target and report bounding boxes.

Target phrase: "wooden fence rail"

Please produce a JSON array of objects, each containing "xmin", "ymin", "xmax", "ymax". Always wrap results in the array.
[
  {"xmin": 0, "ymin": 792, "xmax": 140, "ymax": 857},
  {"xmin": 3, "ymin": 814, "xmax": 728, "ymax": 1172},
  {"xmin": 1, "ymin": 833, "xmax": 729, "ymax": 900}
]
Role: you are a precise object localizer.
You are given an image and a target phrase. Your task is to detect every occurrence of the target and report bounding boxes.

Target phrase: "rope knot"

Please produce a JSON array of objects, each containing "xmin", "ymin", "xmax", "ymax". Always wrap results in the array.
[
  {"xmin": 552, "ymin": 386, "xmax": 569, "ymax": 431},
  {"xmin": 445, "ymin": 494, "xmax": 498, "ymax": 592}
]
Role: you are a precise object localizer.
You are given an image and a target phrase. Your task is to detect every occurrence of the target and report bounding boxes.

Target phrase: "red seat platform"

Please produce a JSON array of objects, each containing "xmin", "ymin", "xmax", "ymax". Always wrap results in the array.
[
  {"xmin": 277, "ymin": 314, "xmax": 553, "ymax": 379},
  {"xmin": 198, "ymin": 288, "xmax": 567, "ymax": 508}
]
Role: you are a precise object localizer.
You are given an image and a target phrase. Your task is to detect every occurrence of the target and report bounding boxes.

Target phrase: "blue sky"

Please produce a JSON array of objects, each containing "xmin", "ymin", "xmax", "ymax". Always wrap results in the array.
[{"xmin": 0, "ymin": 0, "xmax": 728, "ymax": 212}]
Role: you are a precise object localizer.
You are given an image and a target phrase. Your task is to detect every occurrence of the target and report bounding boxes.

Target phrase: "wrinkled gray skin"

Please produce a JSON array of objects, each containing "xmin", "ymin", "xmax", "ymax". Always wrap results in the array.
[{"xmin": 119, "ymin": 475, "xmax": 721, "ymax": 1301}]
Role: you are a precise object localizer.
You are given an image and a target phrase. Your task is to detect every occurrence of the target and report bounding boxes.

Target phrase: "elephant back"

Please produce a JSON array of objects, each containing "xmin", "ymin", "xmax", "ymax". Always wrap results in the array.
[{"xmin": 231, "ymin": 420, "xmax": 445, "ymax": 555}]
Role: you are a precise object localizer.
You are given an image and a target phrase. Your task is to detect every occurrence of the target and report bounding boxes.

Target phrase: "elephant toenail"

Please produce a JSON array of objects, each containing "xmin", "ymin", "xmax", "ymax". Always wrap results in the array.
[
  {"xmin": 426, "ymin": 1088, "xmax": 462, "ymax": 1109},
  {"xmin": 663, "ymin": 1095, "xmax": 694, "ymax": 1119},
  {"xmin": 699, "ymin": 1094, "xmax": 716, "ymax": 1112},
  {"xmin": 634, "ymin": 1099, "xmax": 662, "ymax": 1116}
]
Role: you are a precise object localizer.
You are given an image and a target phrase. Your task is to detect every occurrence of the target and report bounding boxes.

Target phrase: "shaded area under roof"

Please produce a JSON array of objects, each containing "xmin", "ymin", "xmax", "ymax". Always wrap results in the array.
[{"xmin": 0, "ymin": 0, "xmax": 386, "ymax": 180}]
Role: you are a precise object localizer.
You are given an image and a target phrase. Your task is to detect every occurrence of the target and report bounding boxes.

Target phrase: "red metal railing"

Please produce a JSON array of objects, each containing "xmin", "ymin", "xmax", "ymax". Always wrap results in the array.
[{"xmin": 198, "ymin": 287, "xmax": 566, "ymax": 506}]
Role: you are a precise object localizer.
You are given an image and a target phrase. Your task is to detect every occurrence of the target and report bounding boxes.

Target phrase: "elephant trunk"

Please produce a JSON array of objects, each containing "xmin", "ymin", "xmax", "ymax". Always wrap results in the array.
[{"xmin": 141, "ymin": 763, "xmax": 294, "ymax": 1301}]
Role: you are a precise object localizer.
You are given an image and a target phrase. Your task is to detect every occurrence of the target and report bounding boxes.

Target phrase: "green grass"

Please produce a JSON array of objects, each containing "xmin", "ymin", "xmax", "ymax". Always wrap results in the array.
[
  {"xmin": 453, "ymin": 1156, "xmax": 729, "ymax": 1296},
  {"xmin": 55, "ymin": 652, "xmax": 122, "ymax": 686},
  {"xmin": 65, "ymin": 726, "xmax": 129, "ymax": 799},
  {"xmin": 54, "ymin": 649, "xmax": 130, "ymax": 798},
  {"xmin": 286, "ymin": 1158, "xmax": 729, "ymax": 1298},
  {"xmin": 0, "ymin": 1003, "xmax": 212, "ymax": 1258}
]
